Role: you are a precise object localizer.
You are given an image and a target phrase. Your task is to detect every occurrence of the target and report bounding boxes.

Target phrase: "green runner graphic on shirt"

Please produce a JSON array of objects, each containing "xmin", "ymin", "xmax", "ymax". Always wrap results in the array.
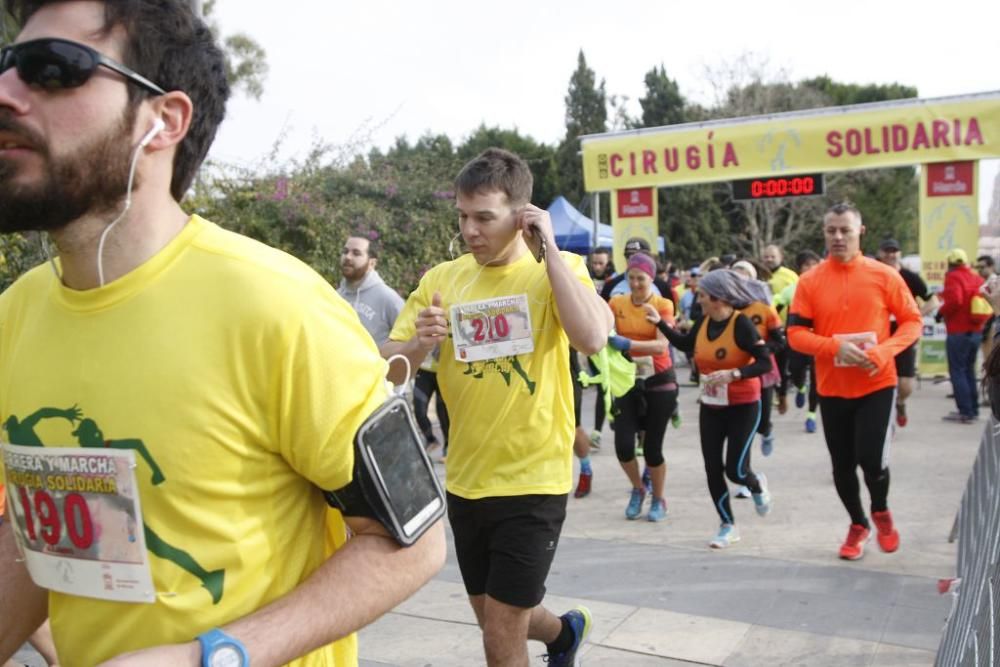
[
  {"xmin": 462, "ymin": 355, "xmax": 537, "ymax": 395},
  {"xmin": 3, "ymin": 407, "xmax": 225, "ymax": 603}
]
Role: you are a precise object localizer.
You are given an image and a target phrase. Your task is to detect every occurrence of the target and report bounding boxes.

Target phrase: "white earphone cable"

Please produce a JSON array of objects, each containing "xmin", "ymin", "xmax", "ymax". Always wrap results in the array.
[{"xmin": 96, "ymin": 120, "xmax": 163, "ymax": 287}]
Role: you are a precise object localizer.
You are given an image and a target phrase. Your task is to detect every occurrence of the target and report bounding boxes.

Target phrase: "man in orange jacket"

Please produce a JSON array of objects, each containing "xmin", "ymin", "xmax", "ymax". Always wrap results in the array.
[{"xmin": 787, "ymin": 202, "xmax": 921, "ymax": 561}]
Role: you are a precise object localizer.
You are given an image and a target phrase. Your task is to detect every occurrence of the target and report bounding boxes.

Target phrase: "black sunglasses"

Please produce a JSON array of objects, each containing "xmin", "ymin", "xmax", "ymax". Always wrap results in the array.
[{"xmin": 0, "ymin": 37, "xmax": 165, "ymax": 95}]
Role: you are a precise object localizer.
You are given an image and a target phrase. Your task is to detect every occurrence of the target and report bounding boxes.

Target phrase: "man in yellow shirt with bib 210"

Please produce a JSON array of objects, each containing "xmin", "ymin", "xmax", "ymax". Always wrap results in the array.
[{"xmin": 383, "ymin": 148, "xmax": 613, "ymax": 666}]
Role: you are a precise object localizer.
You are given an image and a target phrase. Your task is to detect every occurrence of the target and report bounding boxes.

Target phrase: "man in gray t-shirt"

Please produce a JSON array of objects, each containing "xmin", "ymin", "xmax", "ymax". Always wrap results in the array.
[{"xmin": 337, "ymin": 236, "xmax": 404, "ymax": 345}]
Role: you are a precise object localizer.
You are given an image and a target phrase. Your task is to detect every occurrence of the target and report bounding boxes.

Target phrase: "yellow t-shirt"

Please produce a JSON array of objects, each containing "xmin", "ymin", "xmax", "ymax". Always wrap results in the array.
[
  {"xmin": 390, "ymin": 250, "xmax": 592, "ymax": 499},
  {"xmin": 0, "ymin": 216, "xmax": 386, "ymax": 666},
  {"xmin": 768, "ymin": 266, "xmax": 799, "ymax": 325},
  {"xmin": 768, "ymin": 266, "xmax": 799, "ymax": 300}
]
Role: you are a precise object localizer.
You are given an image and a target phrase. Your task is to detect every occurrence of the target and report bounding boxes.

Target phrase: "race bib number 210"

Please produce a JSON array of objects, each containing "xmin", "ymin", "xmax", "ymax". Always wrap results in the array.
[{"xmin": 451, "ymin": 294, "xmax": 534, "ymax": 362}]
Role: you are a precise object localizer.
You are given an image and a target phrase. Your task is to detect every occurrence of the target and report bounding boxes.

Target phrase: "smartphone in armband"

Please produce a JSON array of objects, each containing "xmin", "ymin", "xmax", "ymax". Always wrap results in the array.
[{"xmin": 327, "ymin": 396, "xmax": 445, "ymax": 546}]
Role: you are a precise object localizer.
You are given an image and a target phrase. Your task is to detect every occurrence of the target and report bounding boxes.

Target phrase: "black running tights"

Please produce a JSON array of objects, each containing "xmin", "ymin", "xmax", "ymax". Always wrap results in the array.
[
  {"xmin": 818, "ymin": 386, "xmax": 895, "ymax": 527},
  {"xmin": 788, "ymin": 350, "xmax": 818, "ymax": 412},
  {"xmin": 614, "ymin": 386, "xmax": 677, "ymax": 467},
  {"xmin": 699, "ymin": 401, "xmax": 763, "ymax": 525},
  {"xmin": 413, "ymin": 369, "xmax": 450, "ymax": 447}
]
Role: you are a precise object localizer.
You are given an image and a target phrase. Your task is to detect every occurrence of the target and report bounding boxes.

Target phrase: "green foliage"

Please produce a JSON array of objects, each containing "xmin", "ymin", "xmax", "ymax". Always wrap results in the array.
[
  {"xmin": 222, "ymin": 33, "xmax": 268, "ymax": 101},
  {"xmin": 190, "ymin": 145, "xmax": 459, "ymax": 296},
  {"xmin": 0, "ymin": 234, "xmax": 48, "ymax": 292},
  {"xmin": 638, "ymin": 65, "xmax": 686, "ymax": 128},
  {"xmin": 801, "ymin": 76, "xmax": 919, "ymax": 106},
  {"xmin": 201, "ymin": 0, "xmax": 268, "ymax": 100},
  {"xmin": 563, "ymin": 50, "xmax": 608, "ymax": 138},
  {"xmin": 0, "ymin": 9, "xmax": 39, "ymax": 288},
  {"xmin": 1, "ymin": 9, "xmax": 15, "ymax": 45},
  {"xmin": 188, "ymin": 125, "xmax": 570, "ymax": 297},
  {"xmin": 798, "ymin": 79, "xmax": 920, "ymax": 254},
  {"xmin": 659, "ymin": 184, "xmax": 732, "ymax": 267}
]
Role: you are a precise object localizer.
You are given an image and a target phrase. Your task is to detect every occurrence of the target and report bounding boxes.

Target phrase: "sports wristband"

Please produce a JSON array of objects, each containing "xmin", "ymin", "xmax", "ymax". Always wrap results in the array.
[{"xmin": 197, "ymin": 628, "xmax": 248, "ymax": 667}]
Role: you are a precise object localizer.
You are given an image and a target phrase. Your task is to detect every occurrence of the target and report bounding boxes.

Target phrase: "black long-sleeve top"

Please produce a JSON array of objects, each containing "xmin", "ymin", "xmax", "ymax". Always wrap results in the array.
[
  {"xmin": 766, "ymin": 325, "xmax": 787, "ymax": 355},
  {"xmin": 657, "ymin": 313, "xmax": 773, "ymax": 379}
]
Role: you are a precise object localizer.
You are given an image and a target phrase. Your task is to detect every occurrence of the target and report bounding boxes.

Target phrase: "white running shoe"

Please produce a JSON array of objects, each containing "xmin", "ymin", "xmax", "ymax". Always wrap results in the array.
[
  {"xmin": 710, "ymin": 523, "xmax": 741, "ymax": 549},
  {"xmin": 752, "ymin": 473, "xmax": 772, "ymax": 517}
]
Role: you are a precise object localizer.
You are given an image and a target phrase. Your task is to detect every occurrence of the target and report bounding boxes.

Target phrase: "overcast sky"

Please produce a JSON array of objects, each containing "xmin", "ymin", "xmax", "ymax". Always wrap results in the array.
[{"xmin": 208, "ymin": 0, "xmax": 1000, "ymax": 219}]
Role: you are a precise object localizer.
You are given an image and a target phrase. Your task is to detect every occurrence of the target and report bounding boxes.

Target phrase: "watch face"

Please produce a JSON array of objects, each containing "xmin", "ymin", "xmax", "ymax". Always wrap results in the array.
[{"xmin": 209, "ymin": 645, "xmax": 244, "ymax": 667}]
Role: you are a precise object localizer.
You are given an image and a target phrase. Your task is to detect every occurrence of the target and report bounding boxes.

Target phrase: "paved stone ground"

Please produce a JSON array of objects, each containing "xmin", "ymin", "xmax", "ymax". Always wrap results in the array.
[{"xmin": 360, "ymin": 373, "xmax": 978, "ymax": 666}]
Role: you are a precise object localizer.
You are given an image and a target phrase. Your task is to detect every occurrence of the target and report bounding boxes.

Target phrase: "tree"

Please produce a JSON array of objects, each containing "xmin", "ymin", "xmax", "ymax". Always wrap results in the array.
[
  {"xmin": 203, "ymin": 0, "xmax": 268, "ymax": 100},
  {"xmin": 634, "ymin": 65, "xmax": 730, "ymax": 265},
  {"xmin": 1, "ymin": 9, "xmax": 15, "ymax": 43},
  {"xmin": 563, "ymin": 50, "xmax": 608, "ymax": 138},
  {"xmin": 190, "ymin": 135, "xmax": 463, "ymax": 296},
  {"xmin": 802, "ymin": 76, "xmax": 918, "ymax": 106},
  {"xmin": 638, "ymin": 65, "xmax": 686, "ymax": 128},
  {"xmin": 659, "ymin": 184, "xmax": 733, "ymax": 267},
  {"xmin": 556, "ymin": 51, "xmax": 607, "ymax": 207}
]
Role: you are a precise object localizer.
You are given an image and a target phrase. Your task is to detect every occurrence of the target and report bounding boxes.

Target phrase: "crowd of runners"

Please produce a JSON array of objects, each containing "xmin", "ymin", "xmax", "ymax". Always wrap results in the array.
[
  {"xmin": 0, "ymin": 1, "xmax": 996, "ymax": 666},
  {"xmin": 559, "ymin": 201, "xmax": 998, "ymax": 561}
]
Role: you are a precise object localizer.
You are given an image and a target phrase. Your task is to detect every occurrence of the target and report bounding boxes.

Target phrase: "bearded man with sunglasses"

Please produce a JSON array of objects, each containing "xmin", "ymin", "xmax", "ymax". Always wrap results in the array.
[{"xmin": 0, "ymin": 2, "xmax": 445, "ymax": 666}]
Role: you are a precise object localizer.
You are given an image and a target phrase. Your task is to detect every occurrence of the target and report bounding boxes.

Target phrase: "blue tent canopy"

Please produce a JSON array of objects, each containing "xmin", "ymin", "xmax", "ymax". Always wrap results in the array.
[
  {"xmin": 547, "ymin": 196, "xmax": 665, "ymax": 255},
  {"xmin": 547, "ymin": 196, "xmax": 613, "ymax": 255}
]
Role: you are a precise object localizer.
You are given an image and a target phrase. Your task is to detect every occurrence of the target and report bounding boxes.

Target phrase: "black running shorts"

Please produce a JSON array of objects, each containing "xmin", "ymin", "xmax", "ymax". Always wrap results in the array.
[
  {"xmin": 447, "ymin": 492, "xmax": 568, "ymax": 608},
  {"xmin": 894, "ymin": 341, "xmax": 917, "ymax": 379}
]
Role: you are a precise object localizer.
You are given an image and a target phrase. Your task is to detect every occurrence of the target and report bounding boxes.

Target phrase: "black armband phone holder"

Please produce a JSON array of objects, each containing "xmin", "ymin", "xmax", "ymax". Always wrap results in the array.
[{"xmin": 324, "ymin": 396, "xmax": 445, "ymax": 546}]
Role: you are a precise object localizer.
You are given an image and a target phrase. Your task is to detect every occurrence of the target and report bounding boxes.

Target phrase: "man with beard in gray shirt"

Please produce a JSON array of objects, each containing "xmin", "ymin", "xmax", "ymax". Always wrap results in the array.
[{"xmin": 338, "ymin": 235, "xmax": 405, "ymax": 345}]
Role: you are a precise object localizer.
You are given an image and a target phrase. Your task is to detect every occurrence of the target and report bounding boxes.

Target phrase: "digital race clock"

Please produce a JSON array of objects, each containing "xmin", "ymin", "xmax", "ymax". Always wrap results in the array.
[{"xmin": 731, "ymin": 173, "xmax": 825, "ymax": 200}]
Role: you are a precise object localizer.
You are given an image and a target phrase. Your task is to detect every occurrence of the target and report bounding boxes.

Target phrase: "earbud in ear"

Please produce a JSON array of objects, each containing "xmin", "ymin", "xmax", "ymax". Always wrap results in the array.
[{"xmin": 138, "ymin": 118, "xmax": 166, "ymax": 148}]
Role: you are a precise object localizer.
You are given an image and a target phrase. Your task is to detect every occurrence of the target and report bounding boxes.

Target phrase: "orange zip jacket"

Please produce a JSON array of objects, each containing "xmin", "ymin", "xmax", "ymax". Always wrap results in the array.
[{"xmin": 787, "ymin": 255, "xmax": 921, "ymax": 398}]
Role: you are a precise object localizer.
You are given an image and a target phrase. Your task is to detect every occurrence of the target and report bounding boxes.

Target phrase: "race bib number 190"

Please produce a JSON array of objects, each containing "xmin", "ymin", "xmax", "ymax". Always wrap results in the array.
[
  {"xmin": 1, "ymin": 443, "xmax": 155, "ymax": 603},
  {"xmin": 451, "ymin": 294, "xmax": 534, "ymax": 362}
]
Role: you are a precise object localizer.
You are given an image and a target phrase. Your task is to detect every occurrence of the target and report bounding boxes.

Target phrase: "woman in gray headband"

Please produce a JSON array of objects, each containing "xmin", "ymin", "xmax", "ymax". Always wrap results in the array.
[
  {"xmin": 697, "ymin": 269, "xmax": 772, "ymax": 309},
  {"xmin": 729, "ymin": 264, "xmax": 788, "ymax": 493},
  {"xmin": 644, "ymin": 269, "xmax": 775, "ymax": 549}
]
